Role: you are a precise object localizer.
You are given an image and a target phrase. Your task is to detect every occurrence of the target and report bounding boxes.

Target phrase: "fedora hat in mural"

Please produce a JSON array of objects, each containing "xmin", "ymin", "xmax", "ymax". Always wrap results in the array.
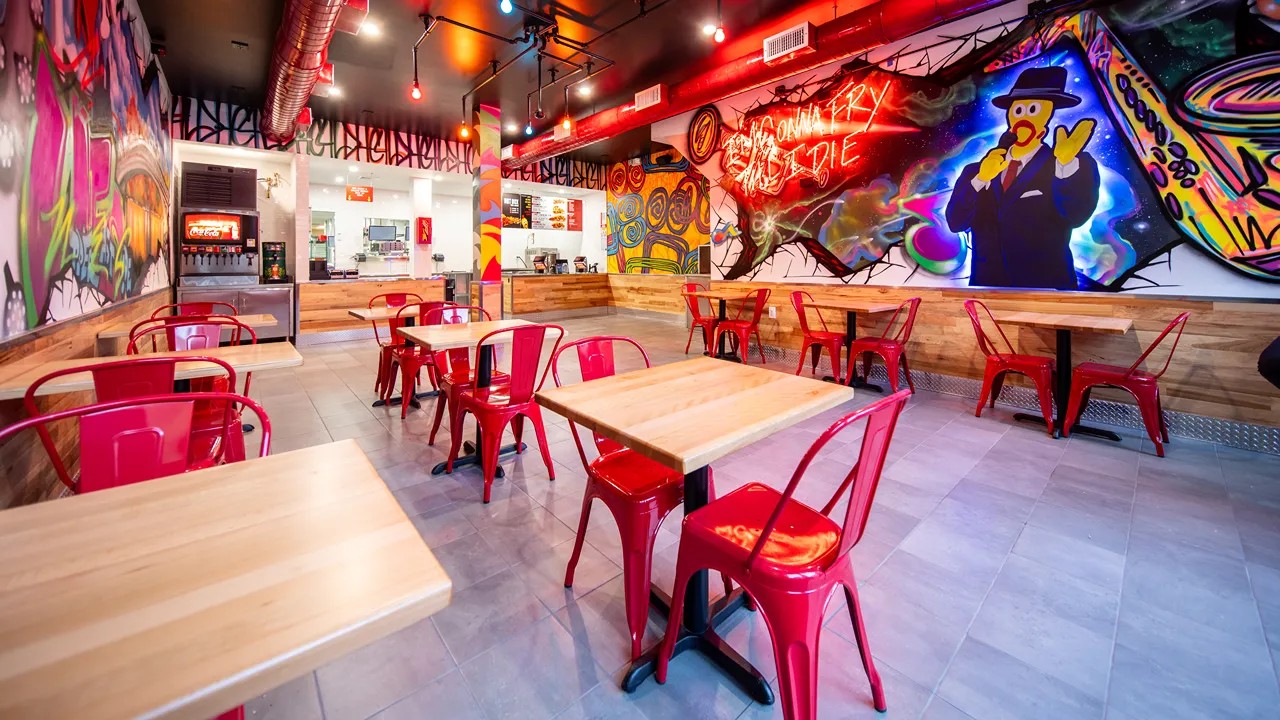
[{"xmin": 991, "ymin": 66, "xmax": 1082, "ymax": 109}]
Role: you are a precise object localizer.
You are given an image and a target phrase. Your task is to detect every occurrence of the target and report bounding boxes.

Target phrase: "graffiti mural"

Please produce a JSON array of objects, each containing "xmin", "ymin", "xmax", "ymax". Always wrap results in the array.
[
  {"xmin": 658, "ymin": 0, "xmax": 1280, "ymax": 298},
  {"xmin": 606, "ymin": 150, "xmax": 710, "ymax": 274},
  {"xmin": 0, "ymin": 0, "xmax": 172, "ymax": 342},
  {"xmin": 174, "ymin": 97, "xmax": 607, "ymax": 191}
]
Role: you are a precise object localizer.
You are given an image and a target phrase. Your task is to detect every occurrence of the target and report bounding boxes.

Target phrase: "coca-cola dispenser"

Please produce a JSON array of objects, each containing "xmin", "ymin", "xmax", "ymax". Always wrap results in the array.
[{"xmin": 178, "ymin": 210, "xmax": 260, "ymax": 279}]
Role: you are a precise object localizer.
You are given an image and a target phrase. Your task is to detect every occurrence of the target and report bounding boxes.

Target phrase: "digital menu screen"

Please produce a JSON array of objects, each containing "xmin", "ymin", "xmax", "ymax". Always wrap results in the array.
[
  {"xmin": 501, "ymin": 193, "xmax": 583, "ymax": 232},
  {"xmin": 183, "ymin": 213, "xmax": 241, "ymax": 242}
]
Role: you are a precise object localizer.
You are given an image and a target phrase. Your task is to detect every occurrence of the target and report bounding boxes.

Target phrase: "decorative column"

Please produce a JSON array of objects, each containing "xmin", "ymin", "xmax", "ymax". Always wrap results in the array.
[{"xmin": 471, "ymin": 103, "xmax": 503, "ymax": 317}]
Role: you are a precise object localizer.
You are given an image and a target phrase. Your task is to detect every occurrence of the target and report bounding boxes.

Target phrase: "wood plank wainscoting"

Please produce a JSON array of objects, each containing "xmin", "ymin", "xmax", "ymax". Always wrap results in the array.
[
  {"xmin": 298, "ymin": 279, "xmax": 445, "ymax": 335},
  {"xmin": 608, "ymin": 274, "xmax": 691, "ymax": 317},
  {"xmin": 0, "ymin": 288, "xmax": 172, "ymax": 508},
  {"xmin": 507, "ymin": 274, "xmax": 611, "ymax": 316},
  {"xmin": 712, "ymin": 282, "xmax": 1280, "ymax": 429}
]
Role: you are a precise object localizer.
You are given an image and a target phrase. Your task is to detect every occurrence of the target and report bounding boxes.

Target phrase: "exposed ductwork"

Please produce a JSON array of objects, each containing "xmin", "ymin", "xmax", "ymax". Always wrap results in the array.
[
  {"xmin": 260, "ymin": 0, "xmax": 346, "ymax": 144},
  {"xmin": 505, "ymin": 0, "xmax": 1014, "ymax": 168}
]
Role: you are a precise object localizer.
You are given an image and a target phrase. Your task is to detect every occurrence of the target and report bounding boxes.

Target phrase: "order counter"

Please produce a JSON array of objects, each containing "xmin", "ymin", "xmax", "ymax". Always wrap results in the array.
[
  {"xmin": 502, "ymin": 272, "xmax": 704, "ymax": 320},
  {"xmin": 298, "ymin": 277, "xmax": 445, "ymax": 334}
]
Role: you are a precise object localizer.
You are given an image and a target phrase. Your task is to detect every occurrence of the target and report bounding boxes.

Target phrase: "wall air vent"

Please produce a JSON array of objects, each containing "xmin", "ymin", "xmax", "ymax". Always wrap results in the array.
[
  {"xmin": 501, "ymin": 144, "xmax": 514, "ymax": 160},
  {"xmin": 180, "ymin": 163, "xmax": 257, "ymax": 211},
  {"xmin": 763, "ymin": 22, "xmax": 816, "ymax": 65},
  {"xmin": 633, "ymin": 84, "xmax": 667, "ymax": 111},
  {"xmin": 553, "ymin": 122, "xmax": 572, "ymax": 141}
]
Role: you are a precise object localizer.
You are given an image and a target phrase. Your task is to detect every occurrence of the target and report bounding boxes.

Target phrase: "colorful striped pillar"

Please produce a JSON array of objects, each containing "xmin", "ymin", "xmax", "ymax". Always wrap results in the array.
[{"xmin": 472, "ymin": 104, "xmax": 502, "ymax": 283}]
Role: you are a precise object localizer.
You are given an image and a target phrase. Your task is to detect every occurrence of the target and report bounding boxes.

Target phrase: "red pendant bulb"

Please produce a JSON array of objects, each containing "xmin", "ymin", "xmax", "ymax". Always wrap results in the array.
[
  {"xmin": 561, "ymin": 116, "xmax": 572, "ymax": 131},
  {"xmin": 459, "ymin": 124, "xmax": 471, "ymax": 140},
  {"xmin": 410, "ymin": 81, "xmax": 422, "ymax": 101}
]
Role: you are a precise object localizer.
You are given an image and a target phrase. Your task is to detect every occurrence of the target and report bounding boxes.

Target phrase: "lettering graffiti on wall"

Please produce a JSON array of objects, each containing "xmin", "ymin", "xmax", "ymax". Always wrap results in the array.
[
  {"xmin": 0, "ymin": 0, "xmax": 172, "ymax": 342},
  {"xmin": 606, "ymin": 151, "xmax": 710, "ymax": 274},
  {"xmin": 681, "ymin": 0, "xmax": 1280, "ymax": 296},
  {"xmin": 173, "ymin": 97, "xmax": 607, "ymax": 191}
]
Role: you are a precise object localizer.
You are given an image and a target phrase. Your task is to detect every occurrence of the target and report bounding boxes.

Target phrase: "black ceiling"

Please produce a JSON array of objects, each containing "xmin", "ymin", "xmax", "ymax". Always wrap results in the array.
[{"xmin": 139, "ymin": 0, "xmax": 804, "ymax": 163}]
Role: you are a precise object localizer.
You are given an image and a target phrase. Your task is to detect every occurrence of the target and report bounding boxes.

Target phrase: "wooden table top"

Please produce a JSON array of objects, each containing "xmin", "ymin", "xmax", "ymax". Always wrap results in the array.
[
  {"xmin": 97, "ymin": 314, "xmax": 279, "ymax": 340},
  {"xmin": 995, "ymin": 311, "xmax": 1133, "ymax": 335},
  {"xmin": 0, "ymin": 343, "xmax": 303, "ymax": 401},
  {"xmin": 803, "ymin": 299, "xmax": 900, "ymax": 314},
  {"xmin": 398, "ymin": 319, "xmax": 533, "ymax": 351},
  {"xmin": 682, "ymin": 289, "xmax": 757, "ymax": 301},
  {"xmin": 0, "ymin": 439, "xmax": 452, "ymax": 720},
  {"xmin": 535, "ymin": 357, "xmax": 855, "ymax": 474},
  {"xmin": 348, "ymin": 305, "xmax": 424, "ymax": 321}
]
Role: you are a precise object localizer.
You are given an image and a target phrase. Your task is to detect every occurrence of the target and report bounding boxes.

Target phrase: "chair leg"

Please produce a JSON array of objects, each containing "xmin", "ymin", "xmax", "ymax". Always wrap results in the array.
[
  {"xmin": 990, "ymin": 371, "xmax": 1006, "ymax": 407},
  {"xmin": 445, "ymin": 403, "xmax": 467, "ymax": 474},
  {"xmin": 810, "ymin": 344, "xmax": 821, "ymax": 374},
  {"xmin": 512, "ymin": 415, "xmax": 525, "ymax": 452},
  {"xmin": 1156, "ymin": 392, "xmax": 1170, "ymax": 443},
  {"xmin": 618, "ymin": 508, "xmax": 664, "ymax": 661},
  {"xmin": 400, "ymin": 361, "xmax": 416, "ymax": 420},
  {"xmin": 526, "ymin": 406, "xmax": 556, "ymax": 479},
  {"xmin": 224, "ymin": 421, "xmax": 247, "ymax": 463},
  {"xmin": 1034, "ymin": 371, "xmax": 1056, "ymax": 437},
  {"xmin": 685, "ymin": 324, "xmax": 697, "ymax": 354},
  {"xmin": 1133, "ymin": 387, "xmax": 1165, "ymax": 457},
  {"xmin": 564, "ymin": 490, "xmax": 596, "ymax": 588},
  {"xmin": 477, "ymin": 416, "xmax": 509, "ymax": 503},
  {"xmin": 428, "ymin": 390, "xmax": 449, "ymax": 445},
  {"xmin": 795, "ymin": 342, "xmax": 811, "ymax": 376},
  {"xmin": 975, "ymin": 367, "xmax": 998, "ymax": 418},
  {"xmin": 1061, "ymin": 380, "xmax": 1088, "ymax": 439},
  {"xmin": 884, "ymin": 353, "xmax": 900, "ymax": 392},
  {"xmin": 840, "ymin": 569, "xmax": 886, "ymax": 712},
  {"xmin": 755, "ymin": 330, "xmax": 766, "ymax": 364},
  {"xmin": 754, "ymin": 584, "xmax": 826, "ymax": 720},
  {"xmin": 901, "ymin": 354, "xmax": 915, "ymax": 393}
]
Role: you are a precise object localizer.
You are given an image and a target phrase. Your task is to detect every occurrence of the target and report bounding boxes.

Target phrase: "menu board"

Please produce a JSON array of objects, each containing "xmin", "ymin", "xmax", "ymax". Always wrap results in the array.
[{"xmin": 501, "ymin": 193, "xmax": 582, "ymax": 231}]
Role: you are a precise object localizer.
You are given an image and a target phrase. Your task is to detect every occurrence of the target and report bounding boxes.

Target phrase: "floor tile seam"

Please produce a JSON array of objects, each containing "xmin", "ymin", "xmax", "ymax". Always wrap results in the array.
[
  {"xmin": 1234, "ymin": 511, "xmax": 1280, "ymax": 694},
  {"xmin": 354, "ymin": 620, "xmax": 459, "ymax": 720},
  {"xmin": 1099, "ymin": 465, "xmax": 1138, "ymax": 715},
  {"xmin": 925, "ymin": 538, "xmax": 1011, "ymax": 700}
]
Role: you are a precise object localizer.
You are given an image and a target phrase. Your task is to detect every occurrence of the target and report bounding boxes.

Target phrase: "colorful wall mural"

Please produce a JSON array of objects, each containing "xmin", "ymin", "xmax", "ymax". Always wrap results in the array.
[
  {"xmin": 473, "ymin": 104, "xmax": 502, "ymax": 282},
  {"xmin": 174, "ymin": 97, "xmax": 607, "ymax": 191},
  {"xmin": 606, "ymin": 150, "xmax": 711, "ymax": 274},
  {"xmin": 0, "ymin": 0, "xmax": 172, "ymax": 343},
  {"xmin": 656, "ymin": 0, "xmax": 1280, "ymax": 298}
]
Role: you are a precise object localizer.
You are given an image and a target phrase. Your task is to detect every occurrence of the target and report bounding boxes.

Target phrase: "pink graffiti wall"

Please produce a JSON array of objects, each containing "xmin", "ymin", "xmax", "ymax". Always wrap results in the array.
[{"xmin": 0, "ymin": 0, "xmax": 172, "ymax": 343}]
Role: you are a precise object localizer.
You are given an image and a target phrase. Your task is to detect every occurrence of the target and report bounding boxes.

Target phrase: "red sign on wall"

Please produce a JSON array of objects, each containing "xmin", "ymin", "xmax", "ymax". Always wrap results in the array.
[
  {"xmin": 346, "ymin": 185, "xmax": 374, "ymax": 202},
  {"xmin": 416, "ymin": 217, "xmax": 432, "ymax": 245}
]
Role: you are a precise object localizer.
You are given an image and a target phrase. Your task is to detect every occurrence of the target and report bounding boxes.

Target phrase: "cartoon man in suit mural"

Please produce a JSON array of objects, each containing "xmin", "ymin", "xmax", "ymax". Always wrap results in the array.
[{"xmin": 946, "ymin": 66, "xmax": 1100, "ymax": 289}]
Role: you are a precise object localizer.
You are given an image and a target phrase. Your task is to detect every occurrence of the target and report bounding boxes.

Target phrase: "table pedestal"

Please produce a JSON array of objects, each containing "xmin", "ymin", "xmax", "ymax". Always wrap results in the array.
[
  {"xmin": 1013, "ymin": 329, "xmax": 1122, "ymax": 441},
  {"xmin": 428, "ymin": 344, "xmax": 526, "ymax": 487},
  {"xmin": 822, "ymin": 310, "xmax": 882, "ymax": 392},
  {"xmin": 620, "ymin": 466, "xmax": 773, "ymax": 705},
  {"xmin": 712, "ymin": 299, "xmax": 743, "ymax": 363}
]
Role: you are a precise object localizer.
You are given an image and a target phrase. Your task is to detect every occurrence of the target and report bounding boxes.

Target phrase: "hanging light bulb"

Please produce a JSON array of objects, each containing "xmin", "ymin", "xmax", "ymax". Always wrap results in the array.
[
  {"xmin": 410, "ymin": 80, "xmax": 422, "ymax": 101},
  {"xmin": 524, "ymin": 123, "xmax": 534, "ymax": 135},
  {"xmin": 499, "ymin": 0, "xmax": 513, "ymax": 13},
  {"xmin": 459, "ymin": 123, "xmax": 471, "ymax": 140},
  {"xmin": 714, "ymin": 26, "xmax": 725, "ymax": 43},
  {"xmin": 561, "ymin": 116, "xmax": 572, "ymax": 131}
]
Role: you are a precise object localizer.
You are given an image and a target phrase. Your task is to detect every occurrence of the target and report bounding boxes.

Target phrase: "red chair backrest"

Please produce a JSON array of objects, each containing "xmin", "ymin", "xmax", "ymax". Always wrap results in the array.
[
  {"xmin": 152, "ymin": 302, "xmax": 238, "ymax": 318},
  {"xmin": 790, "ymin": 291, "xmax": 829, "ymax": 336},
  {"xmin": 744, "ymin": 389, "xmax": 911, "ymax": 572},
  {"xmin": 963, "ymin": 300, "xmax": 1015, "ymax": 361},
  {"xmin": 22, "ymin": 357, "xmax": 240, "ymax": 490},
  {"xmin": 1128, "ymin": 311, "xmax": 1191, "ymax": 379},
  {"xmin": 551, "ymin": 336, "xmax": 651, "ymax": 464},
  {"xmin": 369, "ymin": 293, "xmax": 425, "ymax": 346},
  {"xmin": 127, "ymin": 317, "xmax": 257, "ymax": 354},
  {"xmin": 1, "ymin": 392, "xmax": 270, "ymax": 494},
  {"xmin": 473, "ymin": 324, "xmax": 564, "ymax": 405},
  {"xmin": 423, "ymin": 305, "xmax": 491, "ymax": 375},
  {"xmin": 684, "ymin": 282, "xmax": 712, "ymax": 321},
  {"xmin": 881, "ymin": 297, "xmax": 922, "ymax": 343},
  {"xmin": 737, "ymin": 288, "xmax": 770, "ymax": 325}
]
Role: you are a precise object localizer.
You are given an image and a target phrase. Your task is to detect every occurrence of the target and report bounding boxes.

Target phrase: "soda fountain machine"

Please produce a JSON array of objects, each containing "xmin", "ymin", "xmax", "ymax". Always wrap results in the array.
[{"xmin": 175, "ymin": 162, "xmax": 294, "ymax": 340}]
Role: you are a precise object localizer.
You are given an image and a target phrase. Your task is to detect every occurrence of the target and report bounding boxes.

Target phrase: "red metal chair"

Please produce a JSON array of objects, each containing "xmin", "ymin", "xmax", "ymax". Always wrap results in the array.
[
  {"xmin": 655, "ymin": 389, "xmax": 912, "ymax": 719},
  {"xmin": 551, "ymin": 336, "xmax": 736, "ymax": 659},
  {"xmin": 151, "ymin": 301, "xmax": 238, "ymax": 318},
  {"xmin": 2, "ymin": 391, "xmax": 270, "ymax": 494},
  {"xmin": 425, "ymin": 306, "xmax": 510, "ymax": 444},
  {"xmin": 385, "ymin": 300, "xmax": 455, "ymax": 415},
  {"xmin": 128, "ymin": 317, "xmax": 259, "ymax": 461},
  {"xmin": 712, "ymin": 288, "xmax": 770, "ymax": 364},
  {"xmin": 23, "ymin": 357, "xmax": 241, "ymax": 488},
  {"xmin": 1062, "ymin": 312, "xmax": 1191, "ymax": 457},
  {"xmin": 791, "ymin": 291, "xmax": 844, "ymax": 380},
  {"xmin": 369, "ymin": 292, "xmax": 424, "ymax": 400},
  {"xmin": 963, "ymin": 300, "xmax": 1056, "ymax": 436},
  {"xmin": 683, "ymin": 282, "xmax": 718, "ymax": 355},
  {"xmin": 846, "ymin": 297, "xmax": 921, "ymax": 392},
  {"xmin": 445, "ymin": 323, "xmax": 563, "ymax": 502}
]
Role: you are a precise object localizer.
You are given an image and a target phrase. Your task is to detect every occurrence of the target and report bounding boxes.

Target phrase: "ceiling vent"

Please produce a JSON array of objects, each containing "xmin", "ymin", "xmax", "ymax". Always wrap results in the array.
[
  {"xmin": 501, "ymin": 144, "xmax": 514, "ymax": 160},
  {"xmin": 553, "ymin": 122, "xmax": 573, "ymax": 141},
  {"xmin": 633, "ymin": 84, "xmax": 667, "ymax": 112},
  {"xmin": 763, "ymin": 22, "xmax": 816, "ymax": 65}
]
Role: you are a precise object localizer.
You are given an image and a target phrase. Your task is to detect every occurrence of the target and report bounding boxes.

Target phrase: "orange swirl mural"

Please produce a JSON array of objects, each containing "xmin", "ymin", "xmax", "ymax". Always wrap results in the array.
[{"xmin": 606, "ymin": 150, "xmax": 711, "ymax": 274}]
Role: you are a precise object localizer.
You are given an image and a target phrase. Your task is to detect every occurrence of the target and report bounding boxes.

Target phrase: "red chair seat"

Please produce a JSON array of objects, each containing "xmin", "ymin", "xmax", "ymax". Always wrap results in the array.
[
  {"xmin": 591, "ymin": 448, "xmax": 683, "ymax": 499},
  {"xmin": 807, "ymin": 330, "xmax": 845, "ymax": 343},
  {"xmin": 1074, "ymin": 361, "xmax": 1156, "ymax": 383},
  {"xmin": 688, "ymin": 483, "xmax": 841, "ymax": 572}
]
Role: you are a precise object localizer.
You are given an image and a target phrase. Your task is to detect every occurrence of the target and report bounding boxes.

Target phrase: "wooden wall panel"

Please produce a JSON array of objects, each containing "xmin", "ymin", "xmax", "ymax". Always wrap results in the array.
[
  {"xmin": 0, "ymin": 289, "xmax": 172, "ymax": 508},
  {"xmin": 509, "ymin": 275, "xmax": 611, "ymax": 315},
  {"xmin": 608, "ymin": 274, "xmax": 693, "ymax": 316},
  {"xmin": 298, "ymin": 279, "xmax": 445, "ymax": 333},
  {"xmin": 712, "ymin": 282, "xmax": 1280, "ymax": 427}
]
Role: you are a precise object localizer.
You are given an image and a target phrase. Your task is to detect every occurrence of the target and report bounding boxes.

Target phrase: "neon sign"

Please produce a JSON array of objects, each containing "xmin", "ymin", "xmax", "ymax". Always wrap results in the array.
[
  {"xmin": 719, "ymin": 78, "xmax": 893, "ymax": 197},
  {"xmin": 183, "ymin": 213, "xmax": 241, "ymax": 242}
]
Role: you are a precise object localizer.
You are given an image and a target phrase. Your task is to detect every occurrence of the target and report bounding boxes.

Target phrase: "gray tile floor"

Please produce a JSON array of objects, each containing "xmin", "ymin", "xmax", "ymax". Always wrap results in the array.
[{"xmin": 243, "ymin": 315, "xmax": 1280, "ymax": 720}]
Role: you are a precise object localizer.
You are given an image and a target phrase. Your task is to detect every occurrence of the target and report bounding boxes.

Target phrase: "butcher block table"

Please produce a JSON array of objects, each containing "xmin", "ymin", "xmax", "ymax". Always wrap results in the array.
[
  {"xmin": 802, "ymin": 297, "xmax": 900, "ymax": 391},
  {"xmin": 0, "ymin": 439, "xmax": 452, "ymax": 720},
  {"xmin": 995, "ymin": 311, "xmax": 1134, "ymax": 441},
  {"xmin": 347, "ymin": 305, "xmax": 425, "ymax": 322},
  {"xmin": 399, "ymin": 318, "xmax": 533, "ymax": 478},
  {"xmin": 0, "ymin": 342, "xmax": 303, "ymax": 401},
  {"xmin": 535, "ymin": 356, "xmax": 854, "ymax": 704}
]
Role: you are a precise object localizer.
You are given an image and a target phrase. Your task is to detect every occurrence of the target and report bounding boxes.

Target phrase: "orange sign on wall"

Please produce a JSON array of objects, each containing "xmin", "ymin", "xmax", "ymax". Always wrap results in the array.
[{"xmin": 346, "ymin": 185, "xmax": 374, "ymax": 202}]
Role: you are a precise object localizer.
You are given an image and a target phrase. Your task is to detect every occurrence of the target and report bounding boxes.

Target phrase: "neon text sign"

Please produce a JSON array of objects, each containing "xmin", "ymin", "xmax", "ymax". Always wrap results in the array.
[{"xmin": 719, "ymin": 78, "xmax": 893, "ymax": 197}]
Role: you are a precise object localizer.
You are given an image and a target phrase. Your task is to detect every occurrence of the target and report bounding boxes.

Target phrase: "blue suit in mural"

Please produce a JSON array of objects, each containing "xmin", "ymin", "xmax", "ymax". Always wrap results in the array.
[{"xmin": 946, "ymin": 67, "xmax": 1101, "ymax": 290}]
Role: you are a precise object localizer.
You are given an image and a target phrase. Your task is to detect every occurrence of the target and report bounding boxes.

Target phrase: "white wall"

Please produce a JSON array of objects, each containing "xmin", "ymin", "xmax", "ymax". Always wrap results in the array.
[
  {"xmin": 309, "ymin": 184, "xmax": 413, "ymax": 270},
  {"xmin": 429, "ymin": 190, "xmax": 475, "ymax": 273}
]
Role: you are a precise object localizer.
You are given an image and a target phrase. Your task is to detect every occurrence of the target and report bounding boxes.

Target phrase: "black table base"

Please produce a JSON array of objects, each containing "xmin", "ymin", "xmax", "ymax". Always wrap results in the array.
[
  {"xmin": 431, "ymin": 439, "xmax": 526, "ymax": 480},
  {"xmin": 1013, "ymin": 328, "xmax": 1122, "ymax": 442},
  {"xmin": 712, "ymin": 299, "xmax": 743, "ymax": 363},
  {"xmin": 373, "ymin": 389, "xmax": 436, "ymax": 409},
  {"xmin": 620, "ymin": 466, "xmax": 773, "ymax": 704}
]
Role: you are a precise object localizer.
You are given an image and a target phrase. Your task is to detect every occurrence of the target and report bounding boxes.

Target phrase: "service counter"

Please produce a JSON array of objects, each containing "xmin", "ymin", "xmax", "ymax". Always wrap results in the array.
[
  {"xmin": 501, "ymin": 273, "xmax": 706, "ymax": 321},
  {"xmin": 298, "ymin": 277, "xmax": 445, "ymax": 334}
]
